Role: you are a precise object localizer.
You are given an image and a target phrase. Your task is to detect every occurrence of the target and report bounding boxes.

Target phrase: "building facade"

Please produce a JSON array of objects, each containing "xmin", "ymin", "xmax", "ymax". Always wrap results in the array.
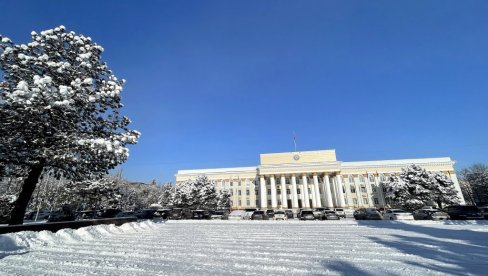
[{"xmin": 175, "ymin": 149, "xmax": 465, "ymax": 210}]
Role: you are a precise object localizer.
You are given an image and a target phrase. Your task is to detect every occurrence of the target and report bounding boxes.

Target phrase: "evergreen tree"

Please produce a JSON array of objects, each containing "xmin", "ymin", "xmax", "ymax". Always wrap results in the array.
[
  {"xmin": 460, "ymin": 163, "xmax": 488, "ymax": 205},
  {"xmin": 0, "ymin": 26, "xmax": 139, "ymax": 224}
]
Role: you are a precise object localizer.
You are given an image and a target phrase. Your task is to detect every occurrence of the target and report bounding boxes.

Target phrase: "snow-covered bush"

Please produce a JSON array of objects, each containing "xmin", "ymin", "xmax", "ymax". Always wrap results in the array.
[
  {"xmin": 169, "ymin": 176, "xmax": 223, "ymax": 210},
  {"xmin": 0, "ymin": 26, "xmax": 140, "ymax": 224},
  {"xmin": 383, "ymin": 164, "xmax": 460, "ymax": 210}
]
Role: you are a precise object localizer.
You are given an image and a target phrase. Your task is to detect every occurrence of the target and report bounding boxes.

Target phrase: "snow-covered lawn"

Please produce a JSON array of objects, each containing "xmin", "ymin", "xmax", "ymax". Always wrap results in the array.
[{"xmin": 1, "ymin": 220, "xmax": 487, "ymax": 275}]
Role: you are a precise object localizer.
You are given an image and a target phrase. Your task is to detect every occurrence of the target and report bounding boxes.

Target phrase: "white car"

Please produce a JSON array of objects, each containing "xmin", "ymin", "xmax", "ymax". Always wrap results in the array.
[
  {"xmin": 273, "ymin": 210, "xmax": 288, "ymax": 220},
  {"xmin": 383, "ymin": 209, "xmax": 414, "ymax": 220},
  {"xmin": 334, "ymin": 208, "xmax": 346, "ymax": 218},
  {"xmin": 344, "ymin": 208, "xmax": 355, "ymax": 218},
  {"xmin": 228, "ymin": 210, "xmax": 247, "ymax": 220}
]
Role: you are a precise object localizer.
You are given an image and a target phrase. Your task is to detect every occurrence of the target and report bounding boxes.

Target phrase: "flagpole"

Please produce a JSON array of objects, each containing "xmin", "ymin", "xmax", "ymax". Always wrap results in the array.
[{"xmin": 293, "ymin": 131, "xmax": 297, "ymax": 152}]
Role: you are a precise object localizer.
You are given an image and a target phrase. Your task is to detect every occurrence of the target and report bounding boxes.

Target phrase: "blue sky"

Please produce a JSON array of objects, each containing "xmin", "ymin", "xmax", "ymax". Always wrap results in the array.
[{"xmin": 1, "ymin": 1, "xmax": 487, "ymax": 183}]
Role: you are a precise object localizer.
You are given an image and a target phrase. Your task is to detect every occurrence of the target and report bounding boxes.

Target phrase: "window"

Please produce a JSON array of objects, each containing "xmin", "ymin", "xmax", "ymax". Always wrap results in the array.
[
  {"xmin": 267, "ymin": 200, "xmax": 271, "ymax": 205},
  {"xmin": 359, "ymin": 175, "xmax": 365, "ymax": 183},
  {"xmin": 360, "ymin": 185, "xmax": 366, "ymax": 193},
  {"xmin": 246, "ymin": 180, "xmax": 250, "ymax": 187},
  {"xmin": 238, "ymin": 181, "xmax": 241, "ymax": 186},
  {"xmin": 308, "ymin": 188, "xmax": 311, "ymax": 194},
  {"xmin": 246, "ymin": 200, "xmax": 250, "ymax": 206},
  {"xmin": 380, "ymin": 174, "xmax": 386, "ymax": 182},
  {"xmin": 246, "ymin": 190, "xmax": 250, "ymax": 196},
  {"xmin": 286, "ymin": 177, "xmax": 291, "ymax": 184},
  {"xmin": 353, "ymin": 198, "xmax": 358, "ymax": 205},
  {"xmin": 297, "ymin": 189, "xmax": 301, "ymax": 194},
  {"xmin": 230, "ymin": 181, "xmax": 233, "ymax": 187},
  {"xmin": 369, "ymin": 175, "xmax": 375, "ymax": 183},
  {"xmin": 267, "ymin": 189, "xmax": 271, "ymax": 195},
  {"xmin": 374, "ymin": 198, "xmax": 379, "ymax": 204},
  {"xmin": 287, "ymin": 189, "xmax": 291, "ymax": 195},
  {"xmin": 350, "ymin": 185, "xmax": 356, "ymax": 193},
  {"xmin": 255, "ymin": 189, "xmax": 259, "ymax": 195},
  {"xmin": 371, "ymin": 185, "xmax": 377, "ymax": 193},
  {"xmin": 238, "ymin": 190, "xmax": 241, "ymax": 196},
  {"xmin": 238, "ymin": 200, "xmax": 242, "ymax": 205},
  {"xmin": 277, "ymin": 189, "xmax": 281, "ymax": 195},
  {"xmin": 348, "ymin": 175, "xmax": 354, "ymax": 183},
  {"xmin": 363, "ymin": 197, "xmax": 369, "ymax": 204},
  {"xmin": 278, "ymin": 200, "xmax": 281, "ymax": 206}
]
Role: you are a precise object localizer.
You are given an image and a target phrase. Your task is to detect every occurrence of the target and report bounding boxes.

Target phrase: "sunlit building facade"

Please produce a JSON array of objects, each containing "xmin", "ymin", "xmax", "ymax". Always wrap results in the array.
[{"xmin": 175, "ymin": 150, "xmax": 465, "ymax": 210}]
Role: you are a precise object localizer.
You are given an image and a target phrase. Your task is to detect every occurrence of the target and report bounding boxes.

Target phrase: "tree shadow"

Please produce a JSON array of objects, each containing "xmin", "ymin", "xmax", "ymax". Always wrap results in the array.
[
  {"xmin": 320, "ymin": 259, "xmax": 374, "ymax": 276},
  {"xmin": 356, "ymin": 221, "xmax": 488, "ymax": 275},
  {"xmin": 0, "ymin": 235, "xmax": 29, "ymax": 260}
]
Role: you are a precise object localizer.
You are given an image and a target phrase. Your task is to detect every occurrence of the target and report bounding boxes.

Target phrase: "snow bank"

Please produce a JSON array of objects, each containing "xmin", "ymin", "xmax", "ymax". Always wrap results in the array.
[{"xmin": 0, "ymin": 220, "xmax": 158, "ymax": 254}]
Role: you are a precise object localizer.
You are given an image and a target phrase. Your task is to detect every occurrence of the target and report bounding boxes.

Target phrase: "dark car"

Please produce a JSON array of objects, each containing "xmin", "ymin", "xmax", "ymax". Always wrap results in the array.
[
  {"xmin": 299, "ymin": 210, "xmax": 315, "ymax": 220},
  {"xmin": 479, "ymin": 206, "xmax": 488, "ymax": 220},
  {"xmin": 191, "ymin": 210, "xmax": 211, "ymax": 220},
  {"xmin": 48, "ymin": 207, "xmax": 75, "ymax": 222},
  {"xmin": 323, "ymin": 210, "xmax": 340, "ymax": 220},
  {"xmin": 413, "ymin": 209, "xmax": 449, "ymax": 220},
  {"xmin": 285, "ymin": 209, "xmax": 294, "ymax": 219},
  {"xmin": 25, "ymin": 210, "xmax": 51, "ymax": 221},
  {"xmin": 266, "ymin": 209, "xmax": 275, "ymax": 218},
  {"xmin": 99, "ymin": 208, "xmax": 122, "ymax": 218},
  {"xmin": 154, "ymin": 209, "xmax": 172, "ymax": 220},
  {"xmin": 251, "ymin": 210, "xmax": 267, "ymax": 220},
  {"xmin": 353, "ymin": 208, "xmax": 383, "ymax": 220},
  {"xmin": 78, "ymin": 210, "xmax": 99, "ymax": 220},
  {"xmin": 170, "ymin": 208, "xmax": 191, "ymax": 220},
  {"xmin": 444, "ymin": 205, "xmax": 484, "ymax": 220},
  {"xmin": 134, "ymin": 209, "xmax": 156, "ymax": 219},
  {"xmin": 115, "ymin": 211, "xmax": 136, "ymax": 218}
]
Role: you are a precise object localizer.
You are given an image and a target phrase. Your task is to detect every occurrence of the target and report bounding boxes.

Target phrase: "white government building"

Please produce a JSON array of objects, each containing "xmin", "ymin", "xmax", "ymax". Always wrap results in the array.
[{"xmin": 175, "ymin": 149, "xmax": 465, "ymax": 210}]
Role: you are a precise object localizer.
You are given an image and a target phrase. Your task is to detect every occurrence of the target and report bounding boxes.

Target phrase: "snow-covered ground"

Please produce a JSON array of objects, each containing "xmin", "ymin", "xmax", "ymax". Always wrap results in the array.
[{"xmin": 1, "ymin": 220, "xmax": 487, "ymax": 275}]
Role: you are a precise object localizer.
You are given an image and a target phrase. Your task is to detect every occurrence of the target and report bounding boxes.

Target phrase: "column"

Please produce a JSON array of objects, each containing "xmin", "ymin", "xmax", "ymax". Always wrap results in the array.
[
  {"xmin": 291, "ymin": 174, "xmax": 299, "ymax": 208},
  {"xmin": 280, "ymin": 175, "xmax": 288, "ymax": 209},
  {"xmin": 313, "ymin": 174, "xmax": 322, "ymax": 208},
  {"xmin": 335, "ymin": 175, "xmax": 346, "ymax": 207},
  {"xmin": 365, "ymin": 174, "xmax": 373, "ymax": 207},
  {"xmin": 375, "ymin": 175, "xmax": 386, "ymax": 207},
  {"xmin": 449, "ymin": 172, "xmax": 466, "ymax": 205},
  {"xmin": 302, "ymin": 175, "xmax": 310, "ymax": 208},
  {"xmin": 311, "ymin": 185, "xmax": 317, "ymax": 208},
  {"xmin": 354, "ymin": 176, "xmax": 361, "ymax": 208},
  {"xmin": 260, "ymin": 176, "xmax": 267, "ymax": 209},
  {"xmin": 270, "ymin": 175, "xmax": 277, "ymax": 208},
  {"xmin": 323, "ymin": 175, "xmax": 334, "ymax": 208}
]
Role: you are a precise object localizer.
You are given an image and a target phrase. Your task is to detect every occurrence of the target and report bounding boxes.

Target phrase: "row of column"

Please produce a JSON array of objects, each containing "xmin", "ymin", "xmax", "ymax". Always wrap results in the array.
[{"xmin": 259, "ymin": 174, "xmax": 346, "ymax": 209}]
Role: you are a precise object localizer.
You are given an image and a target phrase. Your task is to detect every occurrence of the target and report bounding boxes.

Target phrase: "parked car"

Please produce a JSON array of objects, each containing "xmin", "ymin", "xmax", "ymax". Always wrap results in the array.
[
  {"xmin": 135, "ymin": 209, "xmax": 157, "ymax": 219},
  {"xmin": 285, "ymin": 209, "xmax": 294, "ymax": 219},
  {"xmin": 228, "ymin": 210, "xmax": 247, "ymax": 220},
  {"xmin": 444, "ymin": 205, "xmax": 484, "ymax": 220},
  {"xmin": 273, "ymin": 210, "xmax": 288, "ymax": 220},
  {"xmin": 413, "ymin": 209, "xmax": 449, "ymax": 220},
  {"xmin": 243, "ymin": 208, "xmax": 258, "ymax": 220},
  {"xmin": 334, "ymin": 208, "xmax": 346, "ymax": 218},
  {"xmin": 313, "ymin": 208, "xmax": 328, "ymax": 220},
  {"xmin": 344, "ymin": 208, "xmax": 356, "ymax": 218},
  {"xmin": 154, "ymin": 209, "xmax": 172, "ymax": 220},
  {"xmin": 115, "ymin": 211, "xmax": 136, "ymax": 218},
  {"xmin": 383, "ymin": 209, "xmax": 414, "ymax": 220},
  {"xmin": 77, "ymin": 210, "xmax": 99, "ymax": 220},
  {"xmin": 210, "ymin": 210, "xmax": 228, "ymax": 220},
  {"xmin": 299, "ymin": 210, "xmax": 316, "ymax": 220},
  {"xmin": 478, "ymin": 206, "xmax": 488, "ymax": 219},
  {"xmin": 169, "ymin": 208, "xmax": 191, "ymax": 220},
  {"xmin": 48, "ymin": 207, "xmax": 75, "ymax": 222},
  {"xmin": 353, "ymin": 208, "xmax": 383, "ymax": 220},
  {"xmin": 266, "ymin": 209, "xmax": 275, "ymax": 218},
  {"xmin": 25, "ymin": 210, "xmax": 51, "ymax": 221},
  {"xmin": 191, "ymin": 210, "xmax": 211, "ymax": 220},
  {"xmin": 323, "ymin": 210, "xmax": 340, "ymax": 220},
  {"xmin": 99, "ymin": 208, "xmax": 122, "ymax": 218},
  {"xmin": 251, "ymin": 210, "xmax": 268, "ymax": 220}
]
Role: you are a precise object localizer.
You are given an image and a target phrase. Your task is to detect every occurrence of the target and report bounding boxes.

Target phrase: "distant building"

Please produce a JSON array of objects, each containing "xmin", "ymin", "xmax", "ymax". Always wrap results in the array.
[{"xmin": 175, "ymin": 149, "xmax": 465, "ymax": 210}]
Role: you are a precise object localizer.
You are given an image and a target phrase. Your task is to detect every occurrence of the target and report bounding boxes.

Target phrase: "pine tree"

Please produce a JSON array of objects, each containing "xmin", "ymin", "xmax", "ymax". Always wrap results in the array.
[
  {"xmin": 0, "ymin": 26, "xmax": 139, "ymax": 224},
  {"xmin": 383, "ymin": 164, "xmax": 459, "ymax": 210}
]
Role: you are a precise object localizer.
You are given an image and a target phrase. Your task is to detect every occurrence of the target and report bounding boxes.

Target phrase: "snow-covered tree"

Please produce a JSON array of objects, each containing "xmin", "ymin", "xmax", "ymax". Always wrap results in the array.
[
  {"xmin": 0, "ymin": 26, "xmax": 140, "ymax": 224},
  {"xmin": 169, "ymin": 176, "xmax": 219, "ymax": 209},
  {"xmin": 62, "ymin": 177, "xmax": 121, "ymax": 211},
  {"xmin": 460, "ymin": 163, "xmax": 488, "ymax": 205},
  {"xmin": 216, "ymin": 190, "xmax": 231, "ymax": 210},
  {"xmin": 383, "ymin": 164, "xmax": 460, "ymax": 210}
]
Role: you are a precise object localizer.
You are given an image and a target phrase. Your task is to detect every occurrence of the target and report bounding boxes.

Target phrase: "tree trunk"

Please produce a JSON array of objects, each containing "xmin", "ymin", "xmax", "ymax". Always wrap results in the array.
[{"xmin": 9, "ymin": 164, "xmax": 44, "ymax": 225}]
